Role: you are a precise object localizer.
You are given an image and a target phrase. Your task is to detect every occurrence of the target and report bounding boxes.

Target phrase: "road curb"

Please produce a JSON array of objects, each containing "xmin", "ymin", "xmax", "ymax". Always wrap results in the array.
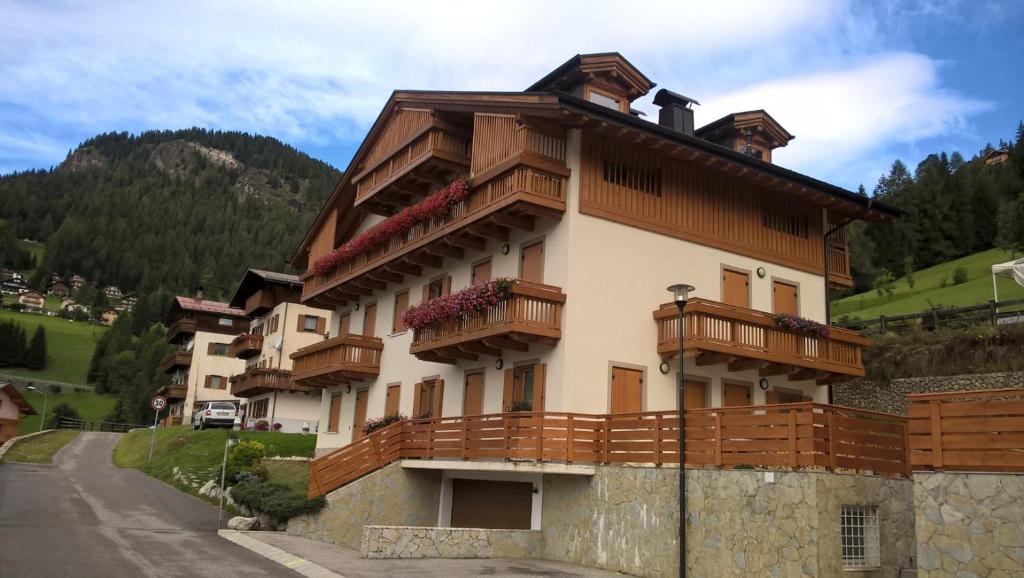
[
  {"xmin": 218, "ymin": 529, "xmax": 346, "ymax": 578},
  {"xmin": 0, "ymin": 429, "xmax": 55, "ymax": 461}
]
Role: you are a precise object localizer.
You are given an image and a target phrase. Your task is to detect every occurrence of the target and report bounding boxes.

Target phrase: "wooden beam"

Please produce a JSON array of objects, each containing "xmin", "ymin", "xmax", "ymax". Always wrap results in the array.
[
  {"xmin": 727, "ymin": 358, "xmax": 768, "ymax": 372},
  {"xmin": 415, "ymin": 351, "xmax": 458, "ymax": 365},
  {"xmin": 758, "ymin": 363, "xmax": 791, "ymax": 377},
  {"xmin": 387, "ymin": 260, "xmax": 423, "ymax": 276},
  {"xmin": 787, "ymin": 368, "xmax": 819, "ymax": 382},
  {"xmin": 482, "ymin": 336, "xmax": 529, "ymax": 352},
  {"xmin": 459, "ymin": 342, "xmax": 503, "ymax": 357},
  {"xmin": 489, "ymin": 213, "xmax": 534, "ymax": 232},
  {"xmin": 352, "ymin": 278, "xmax": 386, "ymax": 291},
  {"xmin": 366, "ymin": 270, "xmax": 403, "ymax": 284},
  {"xmin": 425, "ymin": 243, "xmax": 464, "ymax": 260},
  {"xmin": 437, "ymin": 347, "xmax": 478, "ymax": 362},
  {"xmin": 449, "ymin": 234, "xmax": 487, "ymax": 252},
  {"xmin": 467, "ymin": 223, "xmax": 509, "ymax": 242},
  {"xmin": 406, "ymin": 252, "xmax": 443, "ymax": 269},
  {"xmin": 695, "ymin": 352, "xmax": 732, "ymax": 367},
  {"xmin": 341, "ymin": 284, "xmax": 373, "ymax": 297},
  {"xmin": 816, "ymin": 373, "xmax": 849, "ymax": 386}
]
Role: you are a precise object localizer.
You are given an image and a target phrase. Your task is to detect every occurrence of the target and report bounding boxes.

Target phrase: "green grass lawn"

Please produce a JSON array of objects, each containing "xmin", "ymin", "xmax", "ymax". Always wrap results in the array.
[
  {"xmin": 16, "ymin": 239, "xmax": 44, "ymax": 279},
  {"xmin": 2, "ymin": 430, "xmax": 78, "ymax": 463},
  {"xmin": 832, "ymin": 248, "xmax": 1024, "ymax": 321},
  {"xmin": 17, "ymin": 389, "xmax": 118, "ymax": 434},
  {"xmin": 0, "ymin": 310, "xmax": 107, "ymax": 384},
  {"xmin": 264, "ymin": 460, "xmax": 311, "ymax": 495}
]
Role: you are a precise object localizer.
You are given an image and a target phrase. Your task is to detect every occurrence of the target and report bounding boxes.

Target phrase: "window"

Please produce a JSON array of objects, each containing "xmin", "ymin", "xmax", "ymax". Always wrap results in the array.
[
  {"xmin": 762, "ymin": 207, "xmax": 808, "ymax": 238},
  {"xmin": 504, "ymin": 364, "xmax": 545, "ymax": 411},
  {"xmin": 414, "ymin": 379, "xmax": 443, "ymax": 419},
  {"xmin": 218, "ymin": 317, "xmax": 234, "ymax": 327},
  {"xmin": 300, "ymin": 314, "xmax": 322, "ymax": 333},
  {"xmin": 471, "ymin": 259, "xmax": 492, "ymax": 285},
  {"xmin": 841, "ymin": 505, "xmax": 880, "ymax": 569},
  {"xmin": 392, "ymin": 291, "xmax": 410, "ymax": 333},
  {"xmin": 588, "ymin": 88, "xmax": 621, "ymax": 111},
  {"xmin": 205, "ymin": 375, "xmax": 226, "ymax": 389},
  {"xmin": 268, "ymin": 314, "xmax": 280, "ymax": 334},
  {"xmin": 603, "ymin": 159, "xmax": 661, "ymax": 196},
  {"xmin": 428, "ymin": 278, "xmax": 445, "ymax": 300},
  {"xmin": 249, "ymin": 399, "xmax": 268, "ymax": 419},
  {"xmin": 208, "ymin": 342, "xmax": 229, "ymax": 356}
]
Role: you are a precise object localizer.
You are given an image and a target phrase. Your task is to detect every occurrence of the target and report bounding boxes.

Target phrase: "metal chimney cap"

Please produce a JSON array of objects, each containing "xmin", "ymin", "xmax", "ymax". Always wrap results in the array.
[{"xmin": 653, "ymin": 88, "xmax": 700, "ymax": 108}]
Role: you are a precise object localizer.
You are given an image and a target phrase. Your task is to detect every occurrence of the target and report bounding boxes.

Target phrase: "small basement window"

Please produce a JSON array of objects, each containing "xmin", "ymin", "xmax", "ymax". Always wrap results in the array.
[{"xmin": 841, "ymin": 505, "xmax": 880, "ymax": 569}]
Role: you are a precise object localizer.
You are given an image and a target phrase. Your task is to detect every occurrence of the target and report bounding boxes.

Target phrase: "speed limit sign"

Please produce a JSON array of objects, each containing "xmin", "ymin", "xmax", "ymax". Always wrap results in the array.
[{"xmin": 151, "ymin": 396, "xmax": 167, "ymax": 411}]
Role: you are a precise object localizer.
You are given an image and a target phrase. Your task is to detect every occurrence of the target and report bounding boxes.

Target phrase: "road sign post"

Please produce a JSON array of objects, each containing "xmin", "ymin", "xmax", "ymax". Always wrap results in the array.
[{"xmin": 148, "ymin": 396, "xmax": 167, "ymax": 464}]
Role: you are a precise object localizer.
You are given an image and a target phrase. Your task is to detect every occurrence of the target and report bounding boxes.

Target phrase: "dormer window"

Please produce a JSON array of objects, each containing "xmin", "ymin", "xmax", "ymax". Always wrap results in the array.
[{"xmin": 587, "ymin": 88, "xmax": 622, "ymax": 111}]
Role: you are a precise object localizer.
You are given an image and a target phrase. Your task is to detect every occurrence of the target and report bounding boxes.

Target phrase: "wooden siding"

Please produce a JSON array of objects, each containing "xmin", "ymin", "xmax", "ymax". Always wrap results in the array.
[
  {"xmin": 580, "ymin": 134, "xmax": 844, "ymax": 279},
  {"xmin": 361, "ymin": 108, "xmax": 434, "ymax": 169},
  {"xmin": 228, "ymin": 333, "xmax": 263, "ymax": 359},
  {"xmin": 307, "ymin": 403, "xmax": 909, "ymax": 498},
  {"xmin": 290, "ymin": 334, "xmax": 383, "ymax": 388},
  {"xmin": 229, "ymin": 368, "xmax": 306, "ymax": 398},
  {"xmin": 309, "ymin": 209, "xmax": 338, "ymax": 267},
  {"xmin": 354, "ymin": 126, "xmax": 470, "ymax": 202}
]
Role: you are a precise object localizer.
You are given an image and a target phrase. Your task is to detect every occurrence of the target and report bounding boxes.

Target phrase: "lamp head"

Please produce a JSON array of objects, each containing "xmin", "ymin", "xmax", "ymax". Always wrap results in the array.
[{"xmin": 667, "ymin": 284, "xmax": 695, "ymax": 304}]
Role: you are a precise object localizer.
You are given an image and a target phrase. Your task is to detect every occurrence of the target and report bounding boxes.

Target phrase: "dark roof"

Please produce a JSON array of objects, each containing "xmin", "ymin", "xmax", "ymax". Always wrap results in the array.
[
  {"xmin": 228, "ymin": 269, "xmax": 302, "ymax": 308},
  {"xmin": 695, "ymin": 109, "xmax": 796, "ymax": 143},
  {"xmin": 526, "ymin": 52, "xmax": 655, "ymax": 94},
  {"xmin": 172, "ymin": 296, "xmax": 246, "ymax": 317},
  {"xmin": 1, "ymin": 383, "xmax": 37, "ymax": 415}
]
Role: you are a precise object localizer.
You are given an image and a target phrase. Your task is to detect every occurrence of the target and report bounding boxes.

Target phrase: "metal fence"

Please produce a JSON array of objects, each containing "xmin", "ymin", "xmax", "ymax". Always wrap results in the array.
[
  {"xmin": 837, "ymin": 298, "xmax": 1024, "ymax": 335},
  {"xmin": 57, "ymin": 417, "xmax": 148, "ymax": 433}
]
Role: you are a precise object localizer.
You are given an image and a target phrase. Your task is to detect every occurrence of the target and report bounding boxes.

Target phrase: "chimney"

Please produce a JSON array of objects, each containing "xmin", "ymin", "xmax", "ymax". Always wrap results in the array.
[
  {"xmin": 652, "ymin": 89, "xmax": 699, "ymax": 136},
  {"xmin": 195, "ymin": 286, "xmax": 204, "ymax": 301}
]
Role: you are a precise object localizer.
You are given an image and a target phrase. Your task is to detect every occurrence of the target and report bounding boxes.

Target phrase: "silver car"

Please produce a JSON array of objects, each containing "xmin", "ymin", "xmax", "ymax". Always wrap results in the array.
[{"xmin": 192, "ymin": 402, "xmax": 237, "ymax": 430}]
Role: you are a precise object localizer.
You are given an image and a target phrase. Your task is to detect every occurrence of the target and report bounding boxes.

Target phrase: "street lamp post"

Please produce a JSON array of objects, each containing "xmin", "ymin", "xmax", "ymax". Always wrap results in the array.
[
  {"xmin": 667, "ymin": 283, "xmax": 694, "ymax": 578},
  {"xmin": 27, "ymin": 385, "xmax": 48, "ymax": 432}
]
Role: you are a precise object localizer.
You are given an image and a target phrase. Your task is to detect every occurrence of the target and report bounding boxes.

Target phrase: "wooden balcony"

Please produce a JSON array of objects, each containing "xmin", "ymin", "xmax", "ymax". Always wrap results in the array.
[
  {"xmin": 244, "ymin": 290, "xmax": 276, "ymax": 316},
  {"xmin": 229, "ymin": 368, "xmax": 307, "ymax": 398},
  {"xmin": 909, "ymin": 388, "xmax": 1024, "ymax": 472},
  {"xmin": 827, "ymin": 244, "xmax": 853, "ymax": 288},
  {"xmin": 155, "ymin": 383, "xmax": 188, "ymax": 400},
  {"xmin": 409, "ymin": 281, "xmax": 565, "ymax": 364},
  {"xmin": 160, "ymin": 350, "xmax": 193, "ymax": 374},
  {"xmin": 654, "ymin": 299, "xmax": 869, "ymax": 383},
  {"xmin": 290, "ymin": 334, "xmax": 384, "ymax": 388},
  {"xmin": 167, "ymin": 317, "xmax": 197, "ymax": 343},
  {"xmin": 307, "ymin": 403, "xmax": 909, "ymax": 498},
  {"xmin": 228, "ymin": 333, "xmax": 263, "ymax": 359}
]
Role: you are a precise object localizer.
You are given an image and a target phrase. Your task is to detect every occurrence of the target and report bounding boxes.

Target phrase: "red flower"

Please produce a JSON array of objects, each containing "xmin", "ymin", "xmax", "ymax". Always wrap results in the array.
[{"xmin": 402, "ymin": 279, "xmax": 515, "ymax": 331}]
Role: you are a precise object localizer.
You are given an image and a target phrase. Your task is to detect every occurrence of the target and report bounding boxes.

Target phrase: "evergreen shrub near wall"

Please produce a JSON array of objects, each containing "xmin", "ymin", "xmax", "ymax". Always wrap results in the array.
[{"xmin": 232, "ymin": 476, "xmax": 325, "ymax": 525}]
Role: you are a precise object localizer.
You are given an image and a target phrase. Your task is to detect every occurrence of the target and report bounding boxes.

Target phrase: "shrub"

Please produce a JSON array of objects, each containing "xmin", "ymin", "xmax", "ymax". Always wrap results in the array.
[
  {"xmin": 272, "ymin": 422, "xmax": 282, "ymax": 431},
  {"xmin": 225, "ymin": 440, "xmax": 266, "ymax": 482},
  {"xmin": 254, "ymin": 420, "xmax": 269, "ymax": 431},
  {"xmin": 952, "ymin": 266, "xmax": 968, "ymax": 285},
  {"xmin": 507, "ymin": 400, "xmax": 532, "ymax": 412},
  {"xmin": 48, "ymin": 401, "xmax": 81, "ymax": 427},
  {"xmin": 48, "ymin": 384, "xmax": 62, "ymax": 394},
  {"xmin": 231, "ymin": 479, "xmax": 326, "ymax": 525}
]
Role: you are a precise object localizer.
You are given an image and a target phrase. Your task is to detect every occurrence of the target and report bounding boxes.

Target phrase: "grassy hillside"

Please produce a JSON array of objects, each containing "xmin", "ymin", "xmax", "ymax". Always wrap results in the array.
[
  {"xmin": 17, "ymin": 389, "xmax": 118, "ymax": 434},
  {"xmin": 833, "ymin": 248, "xmax": 1024, "ymax": 321},
  {"xmin": 0, "ymin": 310, "xmax": 106, "ymax": 383},
  {"xmin": 17, "ymin": 239, "xmax": 44, "ymax": 278}
]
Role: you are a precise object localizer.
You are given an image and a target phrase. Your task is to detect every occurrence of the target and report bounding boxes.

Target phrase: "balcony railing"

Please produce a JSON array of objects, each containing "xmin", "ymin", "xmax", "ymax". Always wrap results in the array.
[
  {"xmin": 229, "ymin": 367, "xmax": 305, "ymax": 398},
  {"xmin": 654, "ymin": 299, "xmax": 869, "ymax": 380},
  {"xmin": 244, "ymin": 290, "xmax": 276, "ymax": 316},
  {"xmin": 290, "ymin": 334, "xmax": 384, "ymax": 388},
  {"xmin": 827, "ymin": 244, "xmax": 852, "ymax": 287},
  {"xmin": 160, "ymin": 350, "xmax": 193, "ymax": 374},
  {"xmin": 353, "ymin": 127, "xmax": 471, "ymax": 206},
  {"xmin": 155, "ymin": 383, "xmax": 188, "ymax": 400},
  {"xmin": 167, "ymin": 317, "xmax": 197, "ymax": 342},
  {"xmin": 307, "ymin": 403, "xmax": 909, "ymax": 498},
  {"xmin": 909, "ymin": 388, "xmax": 1024, "ymax": 472},
  {"xmin": 228, "ymin": 333, "xmax": 264, "ymax": 359},
  {"xmin": 409, "ymin": 281, "xmax": 565, "ymax": 363}
]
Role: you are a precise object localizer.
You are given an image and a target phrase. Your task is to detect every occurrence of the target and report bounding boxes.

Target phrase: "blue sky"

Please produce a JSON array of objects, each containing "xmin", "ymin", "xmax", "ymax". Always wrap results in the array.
[{"xmin": 1, "ymin": 0, "xmax": 1022, "ymax": 191}]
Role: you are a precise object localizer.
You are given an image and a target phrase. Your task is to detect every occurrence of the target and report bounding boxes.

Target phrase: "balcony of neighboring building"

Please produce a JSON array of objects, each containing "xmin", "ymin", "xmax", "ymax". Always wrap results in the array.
[
  {"xmin": 229, "ymin": 367, "xmax": 306, "ymax": 398},
  {"xmin": 167, "ymin": 317, "xmax": 197, "ymax": 343},
  {"xmin": 301, "ymin": 115, "xmax": 569, "ymax": 308},
  {"xmin": 290, "ymin": 334, "xmax": 384, "ymax": 388},
  {"xmin": 409, "ymin": 280, "xmax": 565, "ymax": 364},
  {"xmin": 154, "ymin": 383, "xmax": 188, "ymax": 401},
  {"xmin": 228, "ymin": 333, "xmax": 263, "ymax": 359},
  {"xmin": 653, "ymin": 298, "xmax": 869, "ymax": 383},
  {"xmin": 160, "ymin": 350, "xmax": 193, "ymax": 374}
]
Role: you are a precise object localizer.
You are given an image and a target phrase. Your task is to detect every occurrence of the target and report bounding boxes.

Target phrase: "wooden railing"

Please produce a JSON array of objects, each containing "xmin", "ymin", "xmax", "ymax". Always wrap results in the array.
[
  {"xmin": 308, "ymin": 403, "xmax": 910, "ymax": 497},
  {"xmin": 160, "ymin": 350, "xmax": 193, "ymax": 373},
  {"xmin": 471, "ymin": 114, "xmax": 567, "ymax": 178},
  {"xmin": 244, "ymin": 290, "xmax": 275, "ymax": 316},
  {"xmin": 228, "ymin": 333, "xmax": 264, "ymax": 359},
  {"xmin": 167, "ymin": 317, "xmax": 197, "ymax": 341},
  {"xmin": 827, "ymin": 244, "xmax": 852, "ymax": 285},
  {"xmin": 290, "ymin": 334, "xmax": 384, "ymax": 387},
  {"xmin": 354, "ymin": 127, "xmax": 470, "ymax": 201},
  {"xmin": 155, "ymin": 384, "xmax": 187, "ymax": 400},
  {"xmin": 909, "ymin": 388, "xmax": 1024, "ymax": 472},
  {"xmin": 410, "ymin": 281, "xmax": 565, "ymax": 354},
  {"xmin": 229, "ymin": 367, "xmax": 305, "ymax": 398},
  {"xmin": 654, "ymin": 299, "xmax": 869, "ymax": 377}
]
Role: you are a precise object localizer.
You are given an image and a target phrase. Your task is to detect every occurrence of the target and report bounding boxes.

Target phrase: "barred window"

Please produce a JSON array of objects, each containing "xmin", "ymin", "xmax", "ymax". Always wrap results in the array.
[
  {"xmin": 762, "ymin": 207, "xmax": 808, "ymax": 238},
  {"xmin": 842, "ymin": 505, "xmax": 880, "ymax": 569},
  {"xmin": 603, "ymin": 159, "xmax": 661, "ymax": 196}
]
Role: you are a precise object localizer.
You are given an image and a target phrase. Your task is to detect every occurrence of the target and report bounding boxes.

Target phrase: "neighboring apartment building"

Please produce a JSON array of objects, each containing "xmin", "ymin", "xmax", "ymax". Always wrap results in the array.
[
  {"xmin": 69, "ymin": 274, "xmax": 87, "ymax": 289},
  {"xmin": 17, "ymin": 291, "xmax": 44, "ymax": 310},
  {"xmin": 46, "ymin": 279, "xmax": 70, "ymax": 297},
  {"xmin": 0, "ymin": 383, "xmax": 36, "ymax": 444},
  {"xmin": 103, "ymin": 285, "xmax": 123, "ymax": 299},
  {"xmin": 282, "ymin": 53, "xmax": 904, "ymax": 574},
  {"xmin": 155, "ymin": 296, "xmax": 248, "ymax": 426},
  {"xmin": 225, "ymin": 269, "xmax": 332, "ymax": 433}
]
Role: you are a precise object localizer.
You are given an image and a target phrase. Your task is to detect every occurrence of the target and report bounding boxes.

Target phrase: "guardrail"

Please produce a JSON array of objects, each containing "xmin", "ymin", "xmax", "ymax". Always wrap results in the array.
[{"xmin": 837, "ymin": 298, "xmax": 1024, "ymax": 335}]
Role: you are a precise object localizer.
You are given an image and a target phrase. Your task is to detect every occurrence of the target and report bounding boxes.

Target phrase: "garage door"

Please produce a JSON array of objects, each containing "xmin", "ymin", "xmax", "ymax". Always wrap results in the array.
[{"xmin": 450, "ymin": 479, "xmax": 533, "ymax": 530}]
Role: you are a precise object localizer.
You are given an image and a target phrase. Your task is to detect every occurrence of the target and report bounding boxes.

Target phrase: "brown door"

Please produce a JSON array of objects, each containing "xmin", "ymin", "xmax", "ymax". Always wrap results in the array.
[
  {"xmin": 328, "ymin": 394, "xmax": 342, "ymax": 433},
  {"xmin": 610, "ymin": 366, "xmax": 643, "ymax": 413},
  {"xmin": 463, "ymin": 372, "xmax": 484, "ymax": 416},
  {"xmin": 339, "ymin": 313, "xmax": 351, "ymax": 335},
  {"xmin": 471, "ymin": 259, "xmax": 492, "ymax": 285},
  {"xmin": 362, "ymin": 303, "xmax": 377, "ymax": 337},
  {"xmin": 724, "ymin": 383, "xmax": 752, "ymax": 407},
  {"xmin": 683, "ymin": 379, "xmax": 707, "ymax": 410},
  {"xmin": 722, "ymin": 269, "xmax": 750, "ymax": 308},
  {"xmin": 385, "ymin": 384, "xmax": 401, "ymax": 416},
  {"xmin": 772, "ymin": 280, "xmax": 799, "ymax": 315},
  {"xmin": 450, "ymin": 479, "xmax": 533, "ymax": 530},
  {"xmin": 352, "ymin": 389, "xmax": 369, "ymax": 439},
  {"xmin": 393, "ymin": 291, "xmax": 409, "ymax": 333},
  {"xmin": 520, "ymin": 241, "xmax": 544, "ymax": 283}
]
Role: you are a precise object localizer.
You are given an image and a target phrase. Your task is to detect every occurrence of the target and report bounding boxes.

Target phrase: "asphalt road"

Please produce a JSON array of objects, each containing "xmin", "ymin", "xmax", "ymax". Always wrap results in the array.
[{"xmin": 0, "ymin": 432, "xmax": 295, "ymax": 578}]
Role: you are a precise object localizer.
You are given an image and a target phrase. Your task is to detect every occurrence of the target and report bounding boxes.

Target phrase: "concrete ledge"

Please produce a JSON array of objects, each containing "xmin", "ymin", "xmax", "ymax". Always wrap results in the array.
[
  {"xmin": 399, "ymin": 459, "xmax": 595, "ymax": 475},
  {"xmin": 361, "ymin": 526, "xmax": 541, "ymax": 559},
  {"xmin": 0, "ymin": 429, "xmax": 55, "ymax": 461}
]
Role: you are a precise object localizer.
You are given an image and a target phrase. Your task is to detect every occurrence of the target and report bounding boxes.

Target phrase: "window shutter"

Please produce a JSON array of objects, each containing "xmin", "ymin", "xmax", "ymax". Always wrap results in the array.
[
  {"xmin": 535, "ymin": 364, "xmax": 546, "ymax": 411},
  {"xmin": 296, "ymin": 314, "xmax": 306, "ymax": 332},
  {"xmin": 207, "ymin": 343, "xmax": 215, "ymax": 355},
  {"xmin": 421, "ymin": 283, "xmax": 430, "ymax": 304},
  {"xmin": 503, "ymin": 369, "xmax": 514, "ymax": 411},
  {"xmin": 442, "ymin": 275, "xmax": 452, "ymax": 296},
  {"xmin": 433, "ymin": 379, "xmax": 445, "ymax": 418},
  {"xmin": 316, "ymin": 316, "xmax": 326, "ymax": 334},
  {"xmin": 412, "ymin": 382, "xmax": 423, "ymax": 417},
  {"xmin": 204, "ymin": 375, "xmax": 211, "ymax": 388}
]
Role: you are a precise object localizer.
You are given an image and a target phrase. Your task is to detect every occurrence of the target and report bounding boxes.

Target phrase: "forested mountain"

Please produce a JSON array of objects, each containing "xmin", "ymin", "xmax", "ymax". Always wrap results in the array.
[
  {"xmin": 0, "ymin": 129, "xmax": 341, "ymax": 299},
  {"xmin": 847, "ymin": 123, "xmax": 1024, "ymax": 293}
]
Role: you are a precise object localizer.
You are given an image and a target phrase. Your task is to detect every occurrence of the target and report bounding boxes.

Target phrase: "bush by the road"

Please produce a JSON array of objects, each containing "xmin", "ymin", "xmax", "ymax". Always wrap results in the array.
[{"xmin": 231, "ymin": 477, "xmax": 325, "ymax": 525}]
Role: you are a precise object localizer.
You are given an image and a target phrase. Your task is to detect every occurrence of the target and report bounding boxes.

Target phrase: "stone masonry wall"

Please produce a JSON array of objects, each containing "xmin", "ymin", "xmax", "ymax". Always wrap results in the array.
[
  {"xmin": 361, "ymin": 526, "xmax": 542, "ymax": 559},
  {"xmin": 914, "ymin": 472, "xmax": 1024, "ymax": 577},
  {"xmin": 833, "ymin": 371, "xmax": 1024, "ymax": 415},
  {"xmin": 287, "ymin": 463, "xmax": 441, "ymax": 550}
]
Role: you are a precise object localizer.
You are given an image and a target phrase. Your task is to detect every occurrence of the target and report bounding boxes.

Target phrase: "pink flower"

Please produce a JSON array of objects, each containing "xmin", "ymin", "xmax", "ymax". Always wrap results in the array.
[{"xmin": 402, "ymin": 279, "xmax": 515, "ymax": 331}]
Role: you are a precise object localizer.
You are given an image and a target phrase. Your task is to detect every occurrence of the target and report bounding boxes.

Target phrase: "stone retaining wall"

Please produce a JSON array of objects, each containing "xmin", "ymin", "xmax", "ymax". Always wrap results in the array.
[
  {"xmin": 833, "ymin": 371, "xmax": 1024, "ymax": 414},
  {"xmin": 361, "ymin": 526, "xmax": 541, "ymax": 559},
  {"xmin": 914, "ymin": 472, "xmax": 1024, "ymax": 577}
]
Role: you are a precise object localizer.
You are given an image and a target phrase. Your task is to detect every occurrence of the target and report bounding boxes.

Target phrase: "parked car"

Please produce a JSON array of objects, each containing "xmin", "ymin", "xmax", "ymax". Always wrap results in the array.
[{"xmin": 191, "ymin": 402, "xmax": 237, "ymax": 430}]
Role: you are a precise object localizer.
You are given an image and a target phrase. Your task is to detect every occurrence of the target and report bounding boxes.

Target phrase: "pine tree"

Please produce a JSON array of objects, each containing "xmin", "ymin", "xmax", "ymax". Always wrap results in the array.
[{"xmin": 24, "ymin": 326, "xmax": 47, "ymax": 370}]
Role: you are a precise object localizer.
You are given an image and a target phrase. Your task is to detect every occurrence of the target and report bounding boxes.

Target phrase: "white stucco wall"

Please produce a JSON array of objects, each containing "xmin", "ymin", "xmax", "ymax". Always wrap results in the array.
[
  {"xmin": 182, "ymin": 330, "xmax": 247, "ymax": 412},
  {"xmin": 0, "ymin": 389, "xmax": 21, "ymax": 420},
  {"xmin": 244, "ymin": 390, "xmax": 321, "ymax": 433}
]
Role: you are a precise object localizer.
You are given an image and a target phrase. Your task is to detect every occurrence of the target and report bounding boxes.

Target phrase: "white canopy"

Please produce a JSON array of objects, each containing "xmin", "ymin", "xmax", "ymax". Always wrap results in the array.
[{"xmin": 992, "ymin": 258, "xmax": 1024, "ymax": 301}]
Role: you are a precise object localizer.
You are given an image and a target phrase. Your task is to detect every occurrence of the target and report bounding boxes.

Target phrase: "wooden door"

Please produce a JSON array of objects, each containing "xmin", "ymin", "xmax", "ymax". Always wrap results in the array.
[
  {"xmin": 772, "ymin": 280, "xmax": 799, "ymax": 315},
  {"xmin": 683, "ymin": 379, "xmax": 707, "ymax": 410},
  {"xmin": 520, "ymin": 241, "xmax": 544, "ymax": 283},
  {"xmin": 352, "ymin": 389, "xmax": 369, "ymax": 439},
  {"xmin": 723, "ymin": 383, "xmax": 752, "ymax": 407},
  {"xmin": 385, "ymin": 384, "xmax": 401, "ymax": 416},
  {"xmin": 392, "ymin": 291, "xmax": 409, "ymax": 333},
  {"xmin": 450, "ymin": 479, "xmax": 533, "ymax": 530},
  {"xmin": 471, "ymin": 259, "xmax": 492, "ymax": 285},
  {"xmin": 722, "ymin": 269, "xmax": 750, "ymax": 308},
  {"xmin": 328, "ymin": 393, "xmax": 342, "ymax": 433},
  {"xmin": 362, "ymin": 303, "xmax": 377, "ymax": 337},
  {"xmin": 463, "ymin": 372, "xmax": 484, "ymax": 416},
  {"xmin": 610, "ymin": 366, "xmax": 643, "ymax": 413},
  {"xmin": 339, "ymin": 312, "xmax": 351, "ymax": 335}
]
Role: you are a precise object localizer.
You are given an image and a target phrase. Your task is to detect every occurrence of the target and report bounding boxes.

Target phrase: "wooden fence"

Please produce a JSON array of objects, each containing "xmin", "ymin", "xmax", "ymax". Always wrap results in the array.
[
  {"xmin": 308, "ymin": 403, "xmax": 910, "ymax": 498},
  {"xmin": 909, "ymin": 388, "xmax": 1024, "ymax": 472},
  {"xmin": 838, "ymin": 297, "xmax": 1024, "ymax": 335}
]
